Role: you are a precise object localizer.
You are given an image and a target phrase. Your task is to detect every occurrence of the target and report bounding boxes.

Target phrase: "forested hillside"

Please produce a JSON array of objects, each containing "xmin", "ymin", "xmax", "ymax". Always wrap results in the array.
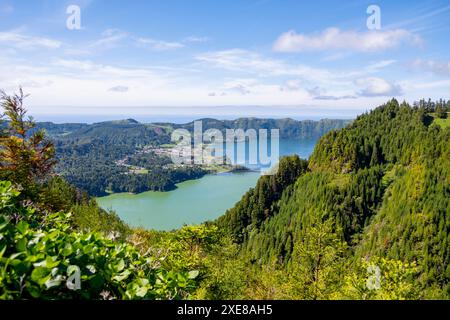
[
  {"xmin": 170, "ymin": 117, "xmax": 350, "ymax": 140},
  {"xmin": 217, "ymin": 99, "xmax": 450, "ymax": 299}
]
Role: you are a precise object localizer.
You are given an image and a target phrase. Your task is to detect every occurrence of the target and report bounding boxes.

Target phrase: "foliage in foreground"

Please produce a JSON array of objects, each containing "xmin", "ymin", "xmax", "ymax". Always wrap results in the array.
[{"xmin": 0, "ymin": 181, "xmax": 198, "ymax": 300}]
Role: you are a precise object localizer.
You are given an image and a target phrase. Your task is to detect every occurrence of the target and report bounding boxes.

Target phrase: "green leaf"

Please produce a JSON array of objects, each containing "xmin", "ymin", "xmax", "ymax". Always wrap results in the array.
[
  {"xmin": 0, "ymin": 216, "xmax": 10, "ymax": 231},
  {"xmin": 12, "ymin": 261, "xmax": 30, "ymax": 276},
  {"xmin": 16, "ymin": 221, "xmax": 29, "ymax": 235},
  {"xmin": 16, "ymin": 238, "xmax": 27, "ymax": 252},
  {"xmin": 116, "ymin": 259, "xmax": 125, "ymax": 272},
  {"xmin": 61, "ymin": 243, "xmax": 73, "ymax": 257},
  {"xmin": 112, "ymin": 269, "xmax": 131, "ymax": 282},
  {"xmin": 188, "ymin": 270, "xmax": 199, "ymax": 279},
  {"xmin": 88, "ymin": 274, "xmax": 105, "ymax": 290},
  {"xmin": 45, "ymin": 275, "xmax": 63, "ymax": 289},
  {"xmin": 31, "ymin": 267, "xmax": 51, "ymax": 286},
  {"xmin": 47, "ymin": 230, "xmax": 59, "ymax": 240},
  {"xmin": 45, "ymin": 256, "xmax": 60, "ymax": 269},
  {"xmin": 135, "ymin": 286, "xmax": 148, "ymax": 298},
  {"xmin": 27, "ymin": 285, "xmax": 41, "ymax": 298}
]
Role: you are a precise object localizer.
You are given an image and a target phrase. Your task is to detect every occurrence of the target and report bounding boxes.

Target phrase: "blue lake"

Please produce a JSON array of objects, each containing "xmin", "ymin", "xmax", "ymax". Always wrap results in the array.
[{"xmin": 97, "ymin": 138, "xmax": 316, "ymax": 230}]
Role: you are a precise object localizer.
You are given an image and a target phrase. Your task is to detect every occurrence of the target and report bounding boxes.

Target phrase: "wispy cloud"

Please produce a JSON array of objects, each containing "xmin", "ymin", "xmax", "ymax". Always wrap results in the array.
[
  {"xmin": 136, "ymin": 37, "xmax": 184, "ymax": 51},
  {"xmin": 183, "ymin": 36, "xmax": 209, "ymax": 43},
  {"xmin": 0, "ymin": 30, "xmax": 61, "ymax": 50},
  {"xmin": 281, "ymin": 79, "xmax": 303, "ymax": 92},
  {"xmin": 196, "ymin": 48, "xmax": 397, "ymax": 93},
  {"xmin": 51, "ymin": 59, "xmax": 162, "ymax": 79},
  {"xmin": 314, "ymin": 94, "xmax": 357, "ymax": 101},
  {"xmin": 89, "ymin": 29, "xmax": 128, "ymax": 48},
  {"xmin": 196, "ymin": 49, "xmax": 335, "ymax": 84},
  {"xmin": 108, "ymin": 85, "xmax": 129, "ymax": 93},
  {"xmin": 403, "ymin": 79, "xmax": 450, "ymax": 90},
  {"xmin": 410, "ymin": 59, "xmax": 450, "ymax": 77},
  {"xmin": 273, "ymin": 28, "xmax": 422, "ymax": 53},
  {"xmin": 365, "ymin": 60, "xmax": 397, "ymax": 73},
  {"xmin": 386, "ymin": 4, "xmax": 450, "ymax": 33},
  {"xmin": 195, "ymin": 48, "xmax": 410, "ymax": 102},
  {"xmin": 222, "ymin": 79, "xmax": 258, "ymax": 95},
  {"xmin": 67, "ymin": 29, "xmax": 196, "ymax": 55}
]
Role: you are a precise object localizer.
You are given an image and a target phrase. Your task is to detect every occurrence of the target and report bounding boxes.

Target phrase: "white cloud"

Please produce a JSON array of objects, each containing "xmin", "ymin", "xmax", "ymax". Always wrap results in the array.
[
  {"xmin": 365, "ymin": 60, "xmax": 396, "ymax": 73},
  {"xmin": 87, "ymin": 30, "xmax": 203, "ymax": 52},
  {"xmin": 197, "ymin": 49, "xmax": 400, "ymax": 90},
  {"xmin": 65, "ymin": 29, "xmax": 191, "ymax": 56},
  {"xmin": 355, "ymin": 77, "xmax": 403, "ymax": 97},
  {"xmin": 0, "ymin": 57, "xmax": 214, "ymax": 108},
  {"xmin": 196, "ymin": 49, "xmax": 408, "ymax": 101},
  {"xmin": 0, "ymin": 30, "xmax": 61, "ymax": 50},
  {"xmin": 53, "ymin": 59, "xmax": 97, "ymax": 71},
  {"xmin": 314, "ymin": 94, "xmax": 357, "ymax": 100},
  {"xmin": 386, "ymin": 5, "xmax": 450, "ymax": 33},
  {"xmin": 410, "ymin": 59, "xmax": 450, "ymax": 77},
  {"xmin": 51, "ymin": 59, "xmax": 163, "ymax": 80},
  {"xmin": 282, "ymin": 79, "xmax": 302, "ymax": 91},
  {"xmin": 197, "ymin": 49, "xmax": 280, "ymax": 74},
  {"xmin": 196, "ymin": 49, "xmax": 336, "ymax": 85},
  {"xmin": 273, "ymin": 28, "xmax": 421, "ymax": 53},
  {"xmin": 108, "ymin": 85, "xmax": 129, "ymax": 93},
  {"xmin": 136, "ymin": 37, "xmax": 184, "ymax": 51},
  {"xmin": 183, "ymin": 36, "xmax": 209, "ymax": 43},
  {"xmin": 89, "ymin": 29, "xmax": 128, "ymax": 48},
  {"xmin": 222, "ymin": 79, "xmax": 258, "ymax": 95},
  {"xmin": 402, "ymin": 79, "xmax": 450, "ymax": 90}
]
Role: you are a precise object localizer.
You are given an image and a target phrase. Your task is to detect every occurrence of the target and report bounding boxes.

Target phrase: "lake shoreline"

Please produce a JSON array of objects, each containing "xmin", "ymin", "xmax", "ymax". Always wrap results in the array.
[
  {"xmin": 100, "ymin": 164, "xmax": 254, "ymax": 197},
  {"xmin": 96, "ymin": 139, "xmax": 317, "ymax": 230}
]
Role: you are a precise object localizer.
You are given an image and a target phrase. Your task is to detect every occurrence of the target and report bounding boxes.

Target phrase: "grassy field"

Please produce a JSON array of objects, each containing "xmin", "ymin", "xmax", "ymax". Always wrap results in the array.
[{"xmin": 130, "ymin": 168, "xmax": 149, "ymax": 174}]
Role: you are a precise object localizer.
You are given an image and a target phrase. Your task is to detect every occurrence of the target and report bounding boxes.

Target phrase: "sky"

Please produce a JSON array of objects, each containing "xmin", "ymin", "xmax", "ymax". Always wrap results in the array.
[{"xmin": 0, "ymin": 0, "xmax": 449, "ymax": 120}]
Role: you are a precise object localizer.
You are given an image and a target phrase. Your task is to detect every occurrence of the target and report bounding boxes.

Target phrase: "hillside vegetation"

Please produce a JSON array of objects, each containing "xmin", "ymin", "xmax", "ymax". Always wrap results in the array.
[{"xmin": 217, "ymin": 99, "xmax": 450, "ymax": 299}]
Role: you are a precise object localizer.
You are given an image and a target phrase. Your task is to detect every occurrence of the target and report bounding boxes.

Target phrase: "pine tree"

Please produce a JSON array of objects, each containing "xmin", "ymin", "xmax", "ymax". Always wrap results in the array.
[
  {"xmin": 0, "ymin": 89, "xmax": 55, "ymax": 191},
  {"xmin": 288, "ymin": 217, "xmax": 347, "ymax": 299},
  {"xmin": 435, "ymin": 104, "xmax": 447, "ymax": 119}
]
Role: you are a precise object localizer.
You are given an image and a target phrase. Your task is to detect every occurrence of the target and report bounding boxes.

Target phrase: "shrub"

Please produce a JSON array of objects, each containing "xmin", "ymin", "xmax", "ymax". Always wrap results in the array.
[{"xmin": 0, "ymin": 181, "xmax": 198, "ymax": 300}]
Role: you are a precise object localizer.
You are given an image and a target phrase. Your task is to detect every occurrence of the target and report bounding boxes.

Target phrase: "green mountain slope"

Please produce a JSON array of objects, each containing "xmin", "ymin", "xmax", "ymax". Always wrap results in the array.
[
  {"xmin": 217, "ymin": 99, "xmax": 450, "ymax": 297},
  {"xmin": 171, "ymin": 118, "xmax": 351, "ymax": 140}
]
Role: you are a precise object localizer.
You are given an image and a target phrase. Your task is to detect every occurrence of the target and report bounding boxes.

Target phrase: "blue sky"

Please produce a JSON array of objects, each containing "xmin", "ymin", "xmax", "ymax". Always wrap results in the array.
[{"xmin": 0, "ymin": 0, "xmax": 449, "ymax": 118}]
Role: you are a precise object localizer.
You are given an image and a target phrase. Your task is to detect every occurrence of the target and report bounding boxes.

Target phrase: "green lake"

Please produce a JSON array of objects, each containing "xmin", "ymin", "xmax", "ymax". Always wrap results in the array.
[{"xmin": 97, "ymin": 139, "xmax": 316, "ymax": 230}]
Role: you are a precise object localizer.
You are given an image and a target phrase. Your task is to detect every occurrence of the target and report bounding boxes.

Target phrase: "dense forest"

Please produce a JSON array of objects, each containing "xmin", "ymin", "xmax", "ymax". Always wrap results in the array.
[
  {"xmin": 32, "ymin": 117, "xmax": 349, "ymax": 196},
  {"xmin": 168, "ymin": 117, "xmax": 351, "ymax": 140},
  {"xmin": 0, "ymin": 89, "xmax": 449, "ymax": 300},
  {"xmin": 217, "ymin": 98, "xmax": 450, "ymax": 299}
]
